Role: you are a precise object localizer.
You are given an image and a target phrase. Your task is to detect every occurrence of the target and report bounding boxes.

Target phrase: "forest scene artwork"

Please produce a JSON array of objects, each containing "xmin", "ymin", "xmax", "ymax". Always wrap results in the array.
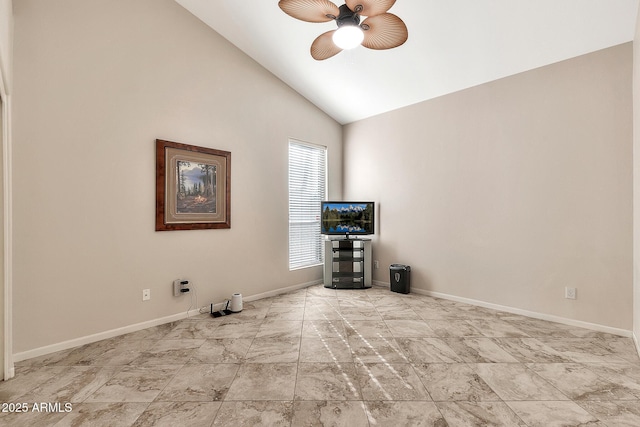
[
  {"xmin": 176, "ymin": 161, "xmax": 217, "ymax": 214},
  {"xmin": 156, "ymin": 139, "xmax": 231, "ymax": 231}
]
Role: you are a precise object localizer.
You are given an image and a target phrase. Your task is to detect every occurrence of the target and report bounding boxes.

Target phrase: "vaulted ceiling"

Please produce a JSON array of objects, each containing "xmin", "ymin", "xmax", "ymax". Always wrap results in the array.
[{"xmin": 175, "ymin": 0, "xmax": 639, "ymax": 124}]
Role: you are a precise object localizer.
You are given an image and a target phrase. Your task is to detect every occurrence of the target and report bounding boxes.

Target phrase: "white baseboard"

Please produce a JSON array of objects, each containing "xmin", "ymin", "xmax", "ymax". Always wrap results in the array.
[
  {"xmin": 243, "ymin": 279, "xmax": 322, "ymax": 302},
  {"xmin": 633, "ymin": 332, "xmax": 640, "ymax": 358},
  {"xmin": 15, "ymin": 278, "xmax": 631, "ymax": 363},
  {"xmin": 14, "ymin": 279, "xmax": 322, "ymax": 363},
  {"xmin": 13, "ymin": 311, "xmax": 190, "ymax": 362},
  {"xmin": 372, "ymin": 281, "xmax": 632, "ymax": 338}
]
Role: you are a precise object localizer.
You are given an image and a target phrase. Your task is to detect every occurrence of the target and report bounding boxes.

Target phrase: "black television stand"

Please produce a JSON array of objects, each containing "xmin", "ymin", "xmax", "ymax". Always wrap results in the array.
[{"xmin": 323, "ymin": 238, "xmax": 372, "ymax": 289}]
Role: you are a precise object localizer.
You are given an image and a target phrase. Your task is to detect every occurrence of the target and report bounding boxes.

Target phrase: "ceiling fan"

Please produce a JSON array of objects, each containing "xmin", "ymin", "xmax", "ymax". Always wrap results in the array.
[{"xmin": 278, "ymin": 0, "xmax": 408, "ymax": 60}]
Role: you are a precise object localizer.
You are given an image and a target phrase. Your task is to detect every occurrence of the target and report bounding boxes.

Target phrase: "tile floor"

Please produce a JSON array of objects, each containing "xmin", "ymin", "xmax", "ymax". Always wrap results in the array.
[{"xmin": 2, "ymin": 284, "xmax": 640, "ymax": 426}]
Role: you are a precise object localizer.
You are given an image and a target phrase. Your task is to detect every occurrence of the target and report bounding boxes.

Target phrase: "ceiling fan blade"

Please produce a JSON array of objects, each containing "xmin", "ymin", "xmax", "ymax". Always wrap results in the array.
[
  {"xmin": 278, "ymin": 0, "xmax": 340, "ymax": 23},
  {"xmin": 361, "ymin": 13, "xmax": 408, "ymax": 50},
  {"xmin": 311, "ymin": 30, "xmax": 343, "ymax": 60},
  {"xmin": 345, "ymin": 0, "xmax": 396, "ymax": 17}
]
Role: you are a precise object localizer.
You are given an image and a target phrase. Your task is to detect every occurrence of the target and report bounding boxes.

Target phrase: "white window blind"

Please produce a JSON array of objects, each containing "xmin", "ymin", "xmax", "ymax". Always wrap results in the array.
[{"xmin": 289, "ymin": 140, "xmax": 327, "ymax": 270}]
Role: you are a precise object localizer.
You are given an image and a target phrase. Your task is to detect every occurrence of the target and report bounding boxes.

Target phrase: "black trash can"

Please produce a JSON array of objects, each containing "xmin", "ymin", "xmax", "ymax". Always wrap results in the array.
[{"xmin": 390, "ymin": 264, "xmax": 411, "ymax": 294}]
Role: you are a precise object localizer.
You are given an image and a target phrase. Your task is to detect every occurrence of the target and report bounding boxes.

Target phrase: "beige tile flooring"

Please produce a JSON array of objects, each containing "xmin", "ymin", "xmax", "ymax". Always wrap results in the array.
[{"xmin": 2, "ymin": 284, "xmax": 640, "ymax": 426}]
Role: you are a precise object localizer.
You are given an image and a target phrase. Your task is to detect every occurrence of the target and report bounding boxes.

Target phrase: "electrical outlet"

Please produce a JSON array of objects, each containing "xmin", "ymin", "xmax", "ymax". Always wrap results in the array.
[
  {"xmin": 142, "ymin": 289, "xmax": 151, "ymax": 301},
  {"xmin": 374, "ymin": 260, "xmax": 379, "ymax": 269},
  {"xmin": 565, "ymin": 287, "xmax": 576, "ymax": 300}
]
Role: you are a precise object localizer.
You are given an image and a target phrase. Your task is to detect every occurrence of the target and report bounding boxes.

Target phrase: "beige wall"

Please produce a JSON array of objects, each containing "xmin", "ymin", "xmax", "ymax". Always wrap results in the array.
[
  {"xmin": 0, "ymin": 0, "xmax": 11, "ymax": 380},
  {"xmin": 12, "ymin": 0, "xmax": 342, "ymax": 354},
  {"xmin": 634, "ymin": 9, "xmax": 640, "ymax": 342},
  {"xmin": 0, "ymin": 0, "xmax": 12, "ymax": 91},
  {"xmin": 0, "ymin": 96, "xmax": 3, "ymax": 378},
  {"xmin": 344, "ymin": 44, "xmax": 633, "ymax": 330},
  {"xmin": 10, "ymin": 0, "xmax": 636, "ymax": 355}
]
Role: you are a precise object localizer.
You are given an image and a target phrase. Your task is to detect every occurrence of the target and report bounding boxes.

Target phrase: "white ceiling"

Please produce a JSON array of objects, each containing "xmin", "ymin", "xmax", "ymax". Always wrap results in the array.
[{"xmin": 175, "ymin": 0, "xmax": 639, "ymax": 124}]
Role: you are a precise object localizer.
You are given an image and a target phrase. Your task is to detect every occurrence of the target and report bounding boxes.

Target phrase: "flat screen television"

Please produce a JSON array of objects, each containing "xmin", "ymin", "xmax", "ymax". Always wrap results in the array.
[{"xmin": 321, "ymin": 201, "xmax": 375, "ymax": 236}]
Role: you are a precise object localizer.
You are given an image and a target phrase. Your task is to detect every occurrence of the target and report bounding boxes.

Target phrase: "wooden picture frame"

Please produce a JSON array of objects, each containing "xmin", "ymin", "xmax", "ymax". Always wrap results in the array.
[{"xmin": 156, "ymin": 139, "xmax": 231, "ymax": 231}]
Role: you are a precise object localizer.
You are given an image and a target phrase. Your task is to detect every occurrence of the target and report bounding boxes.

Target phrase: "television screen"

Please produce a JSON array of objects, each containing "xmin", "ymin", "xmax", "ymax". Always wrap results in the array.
[{"xmin": 321, "ymin": 201, "xmax": 375, "ymax": 235}]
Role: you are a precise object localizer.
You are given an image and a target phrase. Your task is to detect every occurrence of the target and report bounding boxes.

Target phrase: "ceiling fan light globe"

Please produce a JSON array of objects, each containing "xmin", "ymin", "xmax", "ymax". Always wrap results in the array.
[{"xmin": 332, "ymin": 26, "xmax": 364, "ymax": 49}]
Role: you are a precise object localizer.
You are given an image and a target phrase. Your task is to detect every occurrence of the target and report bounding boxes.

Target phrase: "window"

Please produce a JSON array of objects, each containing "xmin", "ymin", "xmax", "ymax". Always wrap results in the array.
[{"xmin": 288, "ymin": 140, "xmax": 327, "ymax": 270}]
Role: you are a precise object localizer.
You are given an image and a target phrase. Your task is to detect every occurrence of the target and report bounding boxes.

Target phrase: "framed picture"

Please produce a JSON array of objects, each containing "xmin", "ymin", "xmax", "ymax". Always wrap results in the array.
[{"xmin": 156, "ymin": 139, "xmax": 231, "ymax": 231}]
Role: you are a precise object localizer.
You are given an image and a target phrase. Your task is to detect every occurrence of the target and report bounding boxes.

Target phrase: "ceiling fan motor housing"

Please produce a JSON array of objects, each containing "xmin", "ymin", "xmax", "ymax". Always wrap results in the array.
[{"xmin": 336, "ymin": 4, "xmax": 360, "ymax": 28}]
